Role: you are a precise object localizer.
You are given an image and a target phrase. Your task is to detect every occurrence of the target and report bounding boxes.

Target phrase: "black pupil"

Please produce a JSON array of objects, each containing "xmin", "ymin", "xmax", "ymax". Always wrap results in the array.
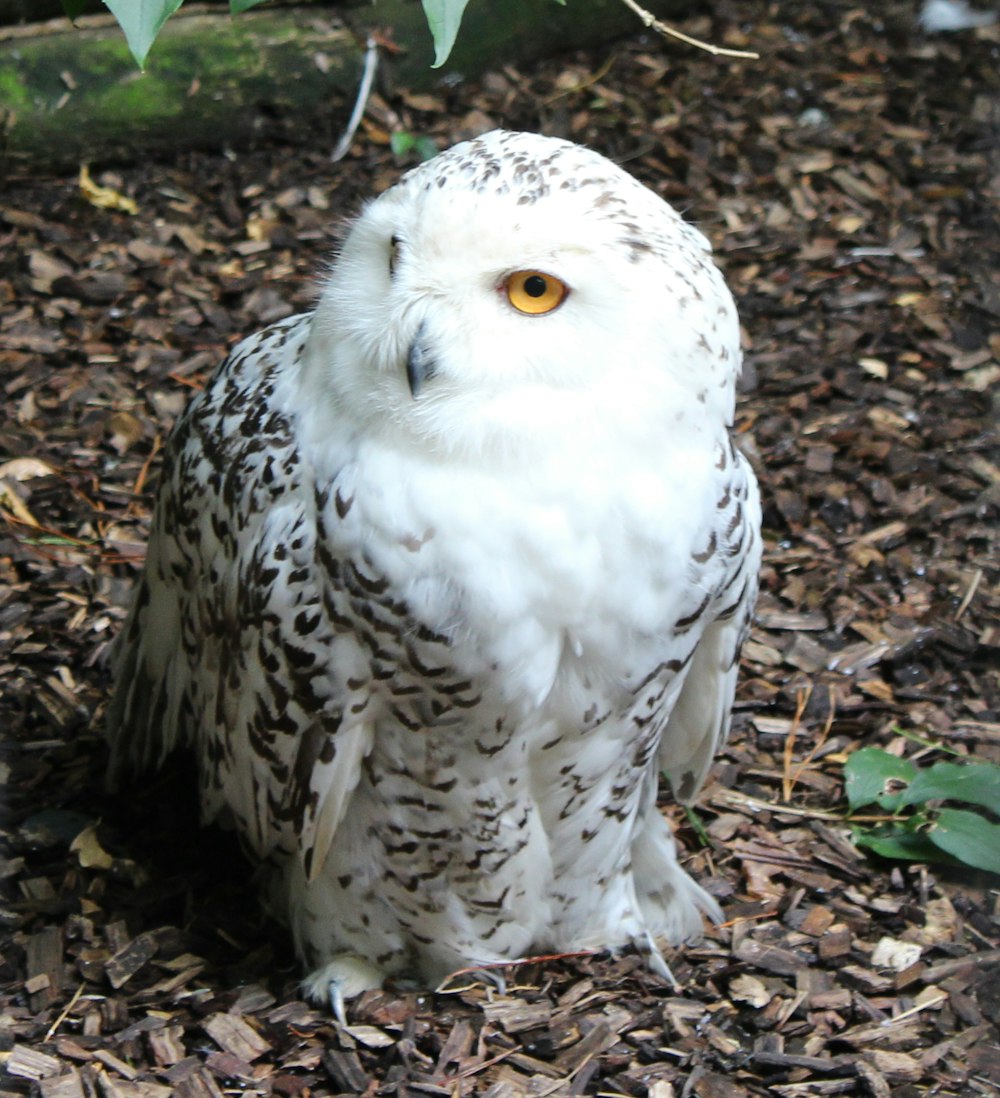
[{"xmin": 524, "ymin": 275, "xmax": 547, "ymax": 298}]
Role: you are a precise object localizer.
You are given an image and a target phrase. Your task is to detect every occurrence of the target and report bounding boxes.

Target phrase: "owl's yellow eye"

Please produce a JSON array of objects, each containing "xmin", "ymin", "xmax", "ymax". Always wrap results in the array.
[{"xmin": 505, "ymin": 270, "xmax": 568, "ymax": 315}]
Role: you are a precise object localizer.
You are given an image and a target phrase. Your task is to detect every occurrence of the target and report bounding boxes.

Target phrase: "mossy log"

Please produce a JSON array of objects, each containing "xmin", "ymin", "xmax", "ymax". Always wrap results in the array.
[{"xmin": 0, "ymin": 0, "xmax": 672, "ymax": 170}]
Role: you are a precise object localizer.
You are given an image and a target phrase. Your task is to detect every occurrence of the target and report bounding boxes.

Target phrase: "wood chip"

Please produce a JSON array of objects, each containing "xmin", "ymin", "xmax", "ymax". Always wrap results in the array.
[
  {"xmin": 201, "ymin": 1012, "xmax": 271, "ymax": 1062},
  {"xmin": 734, "ymin": 939, "xmax": 812, "ymax": 977},
  {"xmin": 105, "ymin": 933, "xmax": 157, "ymax": 989},
  {"xmin": 26, "ymin": 927, "xmax": 63, "ymax": 1010},
  {"xmin": 6, "ymin": 1045, "xmax": 62, "ymax": 1080},
  {"xmin": 481, "ymin": 998, "xmax": 553, "ymax": 1034}
]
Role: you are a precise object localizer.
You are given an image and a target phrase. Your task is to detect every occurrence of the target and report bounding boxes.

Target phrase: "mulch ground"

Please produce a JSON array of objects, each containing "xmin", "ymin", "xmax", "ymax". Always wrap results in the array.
[{"xmin": 1, "ymin": 2, "xmax": 998, "ymax": 1095}]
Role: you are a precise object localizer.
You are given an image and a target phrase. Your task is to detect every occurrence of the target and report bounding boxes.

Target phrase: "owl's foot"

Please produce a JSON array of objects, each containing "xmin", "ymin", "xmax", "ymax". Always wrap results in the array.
[
  {"xmin": 302, "ymin": 954, "xmax": 386, "ymax": 1025},
  {"xmin": 436, "ymin": 962, "xmax": 509, "ymax": 995},
  {"xmin": 635, "ymin": 932, "xmax": 680, "ymax": 991}
]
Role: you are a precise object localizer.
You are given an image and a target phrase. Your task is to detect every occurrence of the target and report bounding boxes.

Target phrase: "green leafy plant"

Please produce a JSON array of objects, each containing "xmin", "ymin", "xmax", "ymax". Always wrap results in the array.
[
  {"xmin": 845, "ymin": 746, "xmax": 1000, "ymax": 874},
  {"xmin": 59, "ymin": 0, "xmax": 503, "ymax": 70},
  {"xmin": 389, "ymin": 130, "xmax": 439, "ymax": 163},
  {"xmin": 60, "ymin": 0, "xmax": 270, "ymax": 68},
  {"xmin": 62, "ymin": 0, "xmax": 753, "ymax": 75},
  {"xmin": 421, "ymin": 0, "xmax": 473, "ymax": 68}
]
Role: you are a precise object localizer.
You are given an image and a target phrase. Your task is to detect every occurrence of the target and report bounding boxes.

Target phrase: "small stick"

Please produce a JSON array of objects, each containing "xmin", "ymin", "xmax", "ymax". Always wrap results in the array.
[
  {"xmin": 787, "ymin": 684, "xmax": 836, "ymax": 797},
  {"xmin": 955, "ymin": 566, "xmax": 982, "ymax": 620},
  {"xmin": 782, "ymin": 684, "xmax": 810, "ymax": 802},
  {"xmin": 44, "ymin": 982, "xmax": 86, "ymax": 1040},
  {"xmin": 332, "ymin": 35, "xmax": 379, "ymax": 163},
  {"xmin": 131, "ymin": 434, "xmax": 163, "ymax": 502},
  {"xmin": 617, "ymin": 0, "xmax": 759, "ymax": 59}
]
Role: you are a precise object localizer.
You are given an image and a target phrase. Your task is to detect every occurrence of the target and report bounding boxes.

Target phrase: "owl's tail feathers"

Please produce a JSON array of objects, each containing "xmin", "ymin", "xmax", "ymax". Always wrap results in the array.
[
  {"xmin": 105, "ymin": 645, "xmax": 157, "ymax": 791},
  {"xmin": 631, "ymin": 807, "xmax": 722, "ymax": 948},
  {"xmin": 104, "ymin": 621, "xmax": 183, "ymax": 792}
]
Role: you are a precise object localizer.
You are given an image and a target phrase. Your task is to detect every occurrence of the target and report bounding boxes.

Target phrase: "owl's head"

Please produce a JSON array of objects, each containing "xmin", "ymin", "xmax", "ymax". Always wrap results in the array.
[{"xmin": 305, "ymin": 130, "xmax": 742, "ymax": 460}]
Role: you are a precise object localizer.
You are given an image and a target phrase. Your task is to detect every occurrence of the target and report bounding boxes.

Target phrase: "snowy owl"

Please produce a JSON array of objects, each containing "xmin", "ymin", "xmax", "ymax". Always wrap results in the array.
[{"xmin": 108, "ymin": 130, "xmax": 761, "ymax": 1005}]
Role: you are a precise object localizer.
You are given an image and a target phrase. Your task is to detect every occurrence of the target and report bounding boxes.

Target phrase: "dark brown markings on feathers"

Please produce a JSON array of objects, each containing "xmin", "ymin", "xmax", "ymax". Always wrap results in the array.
[
  {"xmin": 631, "ymin": 737, "xmax": 658, "ymax": 772},
  {"xmin": 286, "ymin": 722, "xmax": 339, "ymax": 830},
  {"xmin": 674, "ymin": 591, "xmax": 712, "ymax": 633},
  {"xmin": 389, "ymin": 681, "xmax": 423, "ymax": 697},
  {"xmin": 717, "ymin": 553, "xmax": 748, "ymax": 594},
  {"xmin": 409, "ymin": 826, "xmax": 454, "ymax": 842},
  {"xmin": 692, "ymin": 531, "xmax": 718, "ymax": 563},
  {"xmin": 439, "ymin": 690, "xmax": 481, "ymax": 710},
  {"xmin": 394, "ymin": 794, "xmax": 442, "ymax": 811},
  {"xmin": 632, "ymin": 653, "xmax": 691, "ymax": 695},
  {"xmin": 558, "ymin": 772, "xmax": 594, "ymax": 819},
  {"xmin": 416, "ymin": 622, "xmax": 452, "ymax": 646},
  {"xmin": 384, "ymin": 837, "xmax": 420, "ymax": 856},
  {"xmin": 354, "ymin": 623, "xmax": 394, "ymax": 662},
  {"xmin": 469, "ymin": 886, "xmax": 510, "ymax": 912},
  {"xmin": 674, "ymin": 770, "xmax": 699, "ymax": 802},
  {"xmin": 351, "ymin": 596, "xmax": 404, "ymax": 639},
  {"xmin": 255, "ymin": 690, "xmax": 302, "ymax": 738},
  {"xmin": 715, "ymin": 576, "xmax": 750, "ymax": 622},
  {"xmin": 475, "ymin": 738, "xmax": 507, "ymax": 757},
  {"xmin": 405, "ymin": 643, "xmax": 448, "ymax": 678},
  {"xmin": 282, "ymin": 640, "xmax": 317, "ymax": 670},
  {"xmin": 259, "ymin": 642, "xmax": 280, "ymax": 674},
  {"xmin": 433, "ymin": 678, "xmax": 471, "ymax": 696},
  {"xmin": 334, "ymin": 488, "xmax": 353, "ymax": 518},
  {"xmin": 388, "ymin": 705, "xmax": 424, "ymax": 732},
  {"xmin": 345, "ymin": 561, "xmax": 390, "ymax": 596},
  {"xmin": 316, "ymin": 576, "xmax": 353, "ymax": 635},
  {"xmin": 294, "ymin": 608, "xmax": 321, "ymax": 636}
]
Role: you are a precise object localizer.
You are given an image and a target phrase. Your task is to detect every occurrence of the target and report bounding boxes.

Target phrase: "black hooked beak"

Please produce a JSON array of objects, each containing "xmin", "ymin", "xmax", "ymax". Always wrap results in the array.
[{"xmin": 406, "ymin": 321, "xmax": 437, "ymax": 398}]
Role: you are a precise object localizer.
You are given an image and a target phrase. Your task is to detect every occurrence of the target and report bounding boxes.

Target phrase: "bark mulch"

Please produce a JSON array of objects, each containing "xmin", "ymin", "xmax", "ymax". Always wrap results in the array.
[{"xmin": 1, "ymin": 2, "xmax": 998, "ymax": 1095}]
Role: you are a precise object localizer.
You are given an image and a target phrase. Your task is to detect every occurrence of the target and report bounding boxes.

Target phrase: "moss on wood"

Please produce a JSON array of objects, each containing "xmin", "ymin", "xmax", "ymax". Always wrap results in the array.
[{"xmin": 0, "ymin": 0, "xmax": 660, "ymax": 170}]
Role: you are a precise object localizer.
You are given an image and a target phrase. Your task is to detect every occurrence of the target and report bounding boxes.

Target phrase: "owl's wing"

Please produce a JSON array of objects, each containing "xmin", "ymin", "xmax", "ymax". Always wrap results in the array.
[
  {"xmin": 658, "ymin": 448, "xmax": 761, "ymax": 805},
  {"xmin": 107, "ymin": 315, "xmax": 370, "ymax": 878}
]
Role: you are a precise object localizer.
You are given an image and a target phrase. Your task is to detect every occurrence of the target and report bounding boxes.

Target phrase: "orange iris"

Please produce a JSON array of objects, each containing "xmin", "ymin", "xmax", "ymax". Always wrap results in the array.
[{"xmin": 505, "ymin": 270, "xmax": 568, "ymax": 315}]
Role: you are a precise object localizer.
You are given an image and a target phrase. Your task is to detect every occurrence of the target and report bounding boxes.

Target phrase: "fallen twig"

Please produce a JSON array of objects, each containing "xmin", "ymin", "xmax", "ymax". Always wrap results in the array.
[
  {"xmin": 333, "ymin": 34, "xmax": 379, "ymax": 163},
  {"xmin": 617, "ymin": 0, "xmax": 759, "ymax": 59}
]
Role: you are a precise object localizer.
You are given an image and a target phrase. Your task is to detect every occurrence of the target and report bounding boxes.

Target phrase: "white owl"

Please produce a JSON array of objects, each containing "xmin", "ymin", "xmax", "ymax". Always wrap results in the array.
[{"xmin": 108, "ymin": 130, "xmax": 761, "ymax": 1007}]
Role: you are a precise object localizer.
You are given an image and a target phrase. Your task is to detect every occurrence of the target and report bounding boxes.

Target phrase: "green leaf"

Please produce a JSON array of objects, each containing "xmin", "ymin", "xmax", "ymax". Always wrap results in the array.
[
  {"xmin": 60, "ymin": 0, "xmax": 89, "ymax": 20},
  {"xmin": 902, "ymin": 760, "xmax": 1000, "ymax": 814},
  {"xmin": 850, "ymin": 825, "xmax": 955, "ymax": 866},
  {"xmin": 421, "ymin": 0, "xmax": 473, "ymax": 67},
  {"xmin": 104, "ymin": 0, "xmax": 184, "ymax": 69},
  {"xmin": 844, "ymin": 747, "xmax": 916, "ymax": 812},
  {"xmin": 928, "ymin": 808, "xmax": 1000, "ymax": 875},
  {"xmin": 413, "ymin": 136, "xmax": 439, "ymax": 162},
  {"xmin": 390, "ymin": 131, "xmax": 417, "ymax": 157},
  {"xmin": 230, "ymin": 0, "xmax": 268, "ymax": 13},
  {"xmin": 390, "ymin": 132, "xmax": 439, "ymax": 162},
  {"xmin": 683, "ymin": 804, "xmax": 711, "ymax": 848}
]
